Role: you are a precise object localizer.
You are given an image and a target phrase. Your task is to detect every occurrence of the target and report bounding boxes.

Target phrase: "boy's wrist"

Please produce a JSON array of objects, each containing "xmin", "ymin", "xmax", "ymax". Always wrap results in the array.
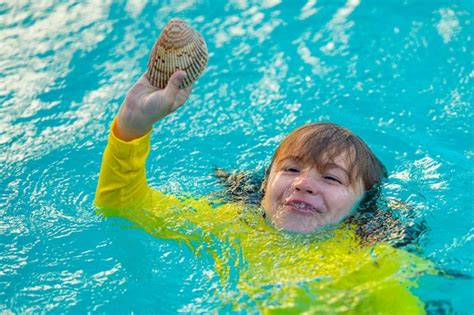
[{"xmin": 115, "ymin": 108, "xmax": 151, "ymax": 142}]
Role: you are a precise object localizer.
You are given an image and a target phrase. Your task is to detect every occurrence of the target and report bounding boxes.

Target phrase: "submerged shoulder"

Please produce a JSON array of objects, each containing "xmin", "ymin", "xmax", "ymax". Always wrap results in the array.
[{"xmin": 348, "ymin": 197, "xmax": 427, "ymax": 252}]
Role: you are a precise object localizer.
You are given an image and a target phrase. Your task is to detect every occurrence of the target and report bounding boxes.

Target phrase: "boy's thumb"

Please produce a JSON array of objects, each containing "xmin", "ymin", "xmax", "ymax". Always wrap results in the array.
[{"xmin": 164, "ymin": 71, "xmax": 187, "ymax": 101}]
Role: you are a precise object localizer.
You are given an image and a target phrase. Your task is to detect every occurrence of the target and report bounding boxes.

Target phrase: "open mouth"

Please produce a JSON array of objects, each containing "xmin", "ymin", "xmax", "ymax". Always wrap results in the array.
[{"xmin": 284, "ymin": 200, "xmax": 320, "ymax": 215}]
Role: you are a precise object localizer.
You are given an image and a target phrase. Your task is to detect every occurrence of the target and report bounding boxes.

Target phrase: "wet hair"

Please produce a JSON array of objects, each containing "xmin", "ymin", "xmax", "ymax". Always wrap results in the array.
[
  {"xmin": 263, "ymin": 122, "xmax": 387, "ymax": 193},
  {"xmin": 214, "ymin": 123, "xmax": 426, "ymax": 249}
]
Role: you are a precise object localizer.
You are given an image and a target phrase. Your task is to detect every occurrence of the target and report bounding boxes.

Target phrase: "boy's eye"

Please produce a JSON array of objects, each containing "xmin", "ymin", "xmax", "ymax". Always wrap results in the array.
[
  {"xmin": 323, "ymin": 175, "xmax": 342, "ymax": 184},
  {"xmin": 284, "ymin": 167, "xmax": 300, "ymax": 173}
]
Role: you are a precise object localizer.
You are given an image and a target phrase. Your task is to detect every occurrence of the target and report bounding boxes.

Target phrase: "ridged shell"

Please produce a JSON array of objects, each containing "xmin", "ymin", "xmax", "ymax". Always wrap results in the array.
[{"xmin": 146, "ymin": 18, "xmax": 208, "ymax": 89}]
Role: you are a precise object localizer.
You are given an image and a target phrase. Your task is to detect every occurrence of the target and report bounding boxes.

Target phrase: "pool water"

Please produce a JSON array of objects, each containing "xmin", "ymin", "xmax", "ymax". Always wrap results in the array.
[{"xmin": 1, "ymin": 0, "xmax": 473, "ymax": 313}]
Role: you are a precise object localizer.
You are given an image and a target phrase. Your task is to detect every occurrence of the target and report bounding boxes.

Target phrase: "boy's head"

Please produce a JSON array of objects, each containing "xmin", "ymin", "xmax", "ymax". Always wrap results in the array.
[{"xmin": 261, "ymin": 123, "xmax": 387, "ymax": 234}]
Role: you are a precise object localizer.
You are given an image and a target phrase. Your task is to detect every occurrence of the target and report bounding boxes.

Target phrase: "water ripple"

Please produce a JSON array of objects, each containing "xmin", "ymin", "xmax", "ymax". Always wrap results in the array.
[{"xmin": 1, "ymin": 0, "xmax": 473, "ymax": 313}]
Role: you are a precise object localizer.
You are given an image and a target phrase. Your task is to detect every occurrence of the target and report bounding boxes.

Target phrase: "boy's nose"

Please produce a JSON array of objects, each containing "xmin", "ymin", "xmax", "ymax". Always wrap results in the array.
[{"xmin": 293, "ymin": 172, "xmax": 318, "ymax": 194}]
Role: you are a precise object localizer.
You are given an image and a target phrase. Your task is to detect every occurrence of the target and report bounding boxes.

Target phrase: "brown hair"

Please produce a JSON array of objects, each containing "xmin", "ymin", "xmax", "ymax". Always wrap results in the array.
[{"xmin": 263, "ymin": 123, "xmax": 387, "ymax": 193}]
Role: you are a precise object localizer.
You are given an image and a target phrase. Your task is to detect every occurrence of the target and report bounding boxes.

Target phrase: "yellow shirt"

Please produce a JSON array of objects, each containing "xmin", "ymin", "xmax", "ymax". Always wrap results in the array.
[{"xmin": 95, "ymin": 119, "xmax": 433, "ymax": 314}]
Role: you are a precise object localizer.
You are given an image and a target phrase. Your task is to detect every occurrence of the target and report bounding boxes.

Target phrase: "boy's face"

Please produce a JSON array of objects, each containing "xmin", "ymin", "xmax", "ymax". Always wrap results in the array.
[{"xmin": 261, "ymin": 152, "xmax": 364, "ymax": 234}]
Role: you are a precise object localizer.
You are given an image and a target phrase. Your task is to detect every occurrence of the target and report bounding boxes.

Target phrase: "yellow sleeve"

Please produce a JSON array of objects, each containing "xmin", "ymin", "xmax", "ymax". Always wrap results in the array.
[
  {"xmin": 94, "ymin": 117, "xmax": 155, "ymax": 210},
  {"xmin": 92, "ymin": 119, "xmax": 235, "ymax": 244}
]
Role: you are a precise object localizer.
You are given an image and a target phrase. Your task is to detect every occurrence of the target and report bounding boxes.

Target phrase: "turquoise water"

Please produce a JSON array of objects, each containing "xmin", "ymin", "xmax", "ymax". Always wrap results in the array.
[{"xmin": 1, "ymin": 0, "xmax": 473, "ymax": 313}]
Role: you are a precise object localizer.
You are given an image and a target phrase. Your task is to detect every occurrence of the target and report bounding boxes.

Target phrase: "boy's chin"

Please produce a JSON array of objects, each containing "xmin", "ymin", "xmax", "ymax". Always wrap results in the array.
[{"xmin": 271, "ymin": 213, "xmax": 324, "ymax": 234}]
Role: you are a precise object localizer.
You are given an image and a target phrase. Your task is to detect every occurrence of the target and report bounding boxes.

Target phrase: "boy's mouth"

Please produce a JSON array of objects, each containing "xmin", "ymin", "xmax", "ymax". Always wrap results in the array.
[{"xmin": 284, "ymin": 199, "xmax": 321, "ymax": 215}]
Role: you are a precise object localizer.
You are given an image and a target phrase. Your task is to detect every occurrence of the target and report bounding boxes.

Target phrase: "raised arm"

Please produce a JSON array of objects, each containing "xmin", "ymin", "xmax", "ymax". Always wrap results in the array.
[{"xmin": 94, "ymin": 71, "xmax": 192, "ymax": 210}]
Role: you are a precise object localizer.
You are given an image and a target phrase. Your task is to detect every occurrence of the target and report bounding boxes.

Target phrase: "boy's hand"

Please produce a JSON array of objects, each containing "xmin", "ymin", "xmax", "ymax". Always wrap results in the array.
[{"xmin": 115, "ymin": 70, "xmax": 192, "ymax": 141}]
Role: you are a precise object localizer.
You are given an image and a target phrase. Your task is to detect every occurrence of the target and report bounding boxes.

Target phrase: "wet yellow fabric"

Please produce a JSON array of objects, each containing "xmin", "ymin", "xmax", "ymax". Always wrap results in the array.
[{"xmin": 95, "ymin": 118, "xmax": 433, "ymax": 314}]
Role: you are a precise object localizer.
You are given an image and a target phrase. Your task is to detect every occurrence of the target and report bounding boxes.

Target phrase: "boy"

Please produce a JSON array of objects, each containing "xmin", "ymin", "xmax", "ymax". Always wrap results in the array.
[{"xmin": 95, "ymin": 71, "xmax": 431, "ymax": 313}]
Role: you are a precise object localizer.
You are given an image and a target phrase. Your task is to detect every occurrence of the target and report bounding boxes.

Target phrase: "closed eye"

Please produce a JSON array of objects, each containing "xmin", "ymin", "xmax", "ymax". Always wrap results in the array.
[
  {"xmin": 323, "ymin": 175, "xmax": 342, "ymax": 184},
  {"xmin": 285, "ymin": 167, "xmax": 300, "ymax": 173}
]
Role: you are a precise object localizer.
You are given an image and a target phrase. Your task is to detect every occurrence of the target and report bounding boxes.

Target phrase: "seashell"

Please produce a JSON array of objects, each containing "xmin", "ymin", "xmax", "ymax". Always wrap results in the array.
[{"xmin": 146, "ymin": 18, "xmax": 208, "ymax": 89}]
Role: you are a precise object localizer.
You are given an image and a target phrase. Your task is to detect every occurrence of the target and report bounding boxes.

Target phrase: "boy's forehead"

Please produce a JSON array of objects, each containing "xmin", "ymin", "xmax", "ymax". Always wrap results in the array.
[{"xmin": 276, "ymin": 149, "xmax": 355, "ymax": 168}]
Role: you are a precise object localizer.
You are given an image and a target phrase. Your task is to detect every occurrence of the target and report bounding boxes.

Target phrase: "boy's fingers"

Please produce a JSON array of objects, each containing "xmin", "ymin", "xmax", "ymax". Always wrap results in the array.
[
  {"xmin": 171, "ymin": 85, "xmax": 194, "ymax": 112},
  {"xmin": 163, "ymin": 71, "xmax": 187, "ymax": 104}
]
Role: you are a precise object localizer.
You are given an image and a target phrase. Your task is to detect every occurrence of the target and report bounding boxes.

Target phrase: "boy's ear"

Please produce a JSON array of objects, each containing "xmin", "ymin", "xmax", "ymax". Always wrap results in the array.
[{"xmin": 260, "ymin": 164, "xmax": 273, "ymax": 193}]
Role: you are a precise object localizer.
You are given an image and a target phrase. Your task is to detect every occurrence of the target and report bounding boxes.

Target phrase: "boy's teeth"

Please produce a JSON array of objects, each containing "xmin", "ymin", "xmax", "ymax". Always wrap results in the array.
[{"xmin": 289, "ymin": 201, "xmax": 315, "ymax": 211}]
